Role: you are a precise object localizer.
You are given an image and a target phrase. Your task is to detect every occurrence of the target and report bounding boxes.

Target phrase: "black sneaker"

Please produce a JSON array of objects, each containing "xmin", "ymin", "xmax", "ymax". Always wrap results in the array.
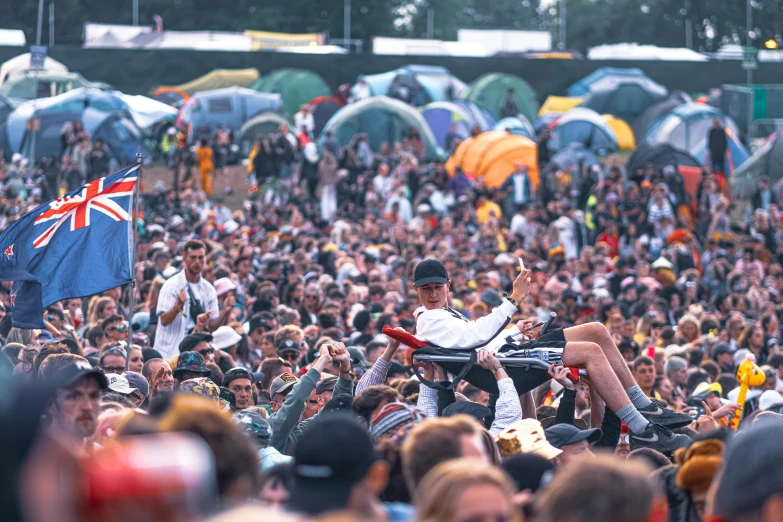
[
  {"xmin": 639, "ymin": 400, "xmax": 693, "ymax": 429},
  {"xmin": 630, "ymin": 422, "xmax": 690, "ymax": 454}
]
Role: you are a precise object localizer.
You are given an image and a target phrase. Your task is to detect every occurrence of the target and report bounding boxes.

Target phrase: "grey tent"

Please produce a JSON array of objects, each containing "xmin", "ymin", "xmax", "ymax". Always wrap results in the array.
[
  {"xmin": 579, "ymin": 76, "xmax": 668, "ymax": 124},
  {"xmin": 179, "ymin": 87, "xmax": 284, "ymax": 133},
  {"xmin": 631, "ymin": 91, "xmax": 691, "ymax": 142},
  {"xmin": 731, "ymin": 131, "xmax": 783, "ymax": 200},
  {"xmin": 237, "ymin": 112, "xmax": 292, "ymax": 156}
]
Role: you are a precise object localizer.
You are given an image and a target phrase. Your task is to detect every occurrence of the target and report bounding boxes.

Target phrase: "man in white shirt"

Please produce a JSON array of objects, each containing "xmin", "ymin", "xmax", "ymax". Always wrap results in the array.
[
  {"xmin": 154, "ymin": 240, "xmax": 221, "ymax": 359},
  {"xmin": 411, "ymin": 259, "xmax": 690, "ymax": 454},
  {"xmin": 293, "ymin": 104, "xmax": 315, "ymax": 139}
]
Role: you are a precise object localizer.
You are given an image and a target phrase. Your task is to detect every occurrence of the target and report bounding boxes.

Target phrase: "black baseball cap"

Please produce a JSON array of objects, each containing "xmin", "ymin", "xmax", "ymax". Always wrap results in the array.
[
  {"xmin": 222, "ymin": 367, "xmax": 253, "ymax": 387},
  {"xmin": 442, "ymin": 401, "xmax": 492, "ymax": 421},
  {"xmin": 501, "ymin": 453, "xmax": 555, "ymax": 493},
  {"xmin": 52, "ymin": 360, "xmax": 108, "ymax": 390},
  {"xmin": 545, "ymin": 424, "xmax": 602, "ymax": 449},
  {"xmin": 178, "ymin": 333, "xmax": 213, "ymax": 354},
  {"xmin": 289, "ymin": 413, "xmax": 377, "ymax": 516},
  {"xmin": 248, "ymin": 313, "xmax": 269, "ymax": 334},
  {"xmin": 316, "ymin": 376, "xmax": 338, "ymax": 396},
  {"xmin": 413, "ymin": 259, "xmax": 449, "ymax": 287},
  {"xmin": 277, "ymin": 339, "xmax": 300, "ymax": 355}
]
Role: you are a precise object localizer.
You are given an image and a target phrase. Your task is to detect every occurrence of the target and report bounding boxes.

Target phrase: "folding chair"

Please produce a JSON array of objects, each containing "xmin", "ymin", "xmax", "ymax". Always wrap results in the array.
[{"xmin": 382, "ymin": 326, "xmax": 584, "ymax": 395}]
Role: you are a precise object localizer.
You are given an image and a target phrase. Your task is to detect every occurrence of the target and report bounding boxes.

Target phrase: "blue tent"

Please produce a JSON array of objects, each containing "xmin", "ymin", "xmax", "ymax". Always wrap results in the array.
[
  {"xmin": 353, "ymin": 65, "xmax": 466, "ymax": 104},
  {"xmin": 421, "ymin": 101, "xmax": 474, "ymax": 149},
  {"xmin": 0, "ymin": 106, "xmax": 151, "ymax": 163},
  {"xmin": 549, "ymin": 108, "xmax": 618, "ymax": 154},
  {"xmin": 568, "ymin": 67, "xmax": 648, "ymax": 97},
  {"xmin": 534, "ymin": 113, "xmax": 559, "ymax": 133},
  {"xmin": 453, "ymin": 100, "xmax": 496, "ymax": 130},
  {"xmin": 179, "ymin": 87, "xmax": 284, "ymax": 133},
  {"xmin": 643, "ymin": 103, "xmax": 748, "ymax": 171},
  {"xmin": 494, "ymin": 116, "xmax": 535, "ymax": 140}
]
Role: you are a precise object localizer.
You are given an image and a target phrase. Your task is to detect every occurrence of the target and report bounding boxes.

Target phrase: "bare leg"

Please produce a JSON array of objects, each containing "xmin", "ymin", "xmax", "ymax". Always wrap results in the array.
[
  {"xmin": 561, "ymin": 341, "xmax": 632, "ymax": 413},
  {"xmin": 564, "ymin": 323, "xmax": 637, "ymax": 389}
]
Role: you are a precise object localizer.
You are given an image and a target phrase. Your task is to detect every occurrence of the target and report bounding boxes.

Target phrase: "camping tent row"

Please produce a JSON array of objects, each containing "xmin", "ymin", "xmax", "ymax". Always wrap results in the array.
[
  {"xmin": 0, "ymin": 88, "xmax": 177, "ymax": 162},
  {"xmin": 353, "ymin": 67, "xmax": 539, "ymax": 123},
  {"xmin": 731, "ymin": 131, "xmax": 783, "ymax": 199},
  {"xmin": 445, "ymin": 131, "xmax": 539, "ymax": 190}
]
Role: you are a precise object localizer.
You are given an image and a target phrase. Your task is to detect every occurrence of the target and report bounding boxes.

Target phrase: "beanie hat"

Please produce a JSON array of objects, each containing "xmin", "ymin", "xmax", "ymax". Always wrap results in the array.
[{"xmin": 369, "ymin": 402, "xmax": 425, "ymax": 443}]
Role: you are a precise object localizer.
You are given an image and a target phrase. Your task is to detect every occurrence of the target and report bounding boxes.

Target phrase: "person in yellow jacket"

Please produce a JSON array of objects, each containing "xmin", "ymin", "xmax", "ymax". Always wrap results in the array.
[
  {"xmin": 476, "ymin": 192, "xmax": 503, "ymax": 224},
  {"xmin": 195, "ymin": 138, "xmax": 214, "ymax": 197}
]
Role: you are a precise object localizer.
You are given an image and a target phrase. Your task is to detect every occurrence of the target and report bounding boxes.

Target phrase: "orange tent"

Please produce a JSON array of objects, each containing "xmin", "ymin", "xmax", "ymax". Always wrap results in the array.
[{"xmin": 445, "ymin": 131, "xmax": 539, "ymax": 189}]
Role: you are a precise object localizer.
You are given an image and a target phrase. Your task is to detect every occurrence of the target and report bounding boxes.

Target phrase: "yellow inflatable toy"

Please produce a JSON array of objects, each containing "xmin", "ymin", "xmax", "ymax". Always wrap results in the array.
[{"xmin": 730, "ymin": 358, "xmax": 765, "ymax": 430}]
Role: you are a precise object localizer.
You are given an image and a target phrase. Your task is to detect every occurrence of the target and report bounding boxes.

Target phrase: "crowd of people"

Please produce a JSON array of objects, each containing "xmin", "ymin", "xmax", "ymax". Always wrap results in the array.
[{"xmin": 1, "ymin": 94, "xmax": 783, "ymax": 522}]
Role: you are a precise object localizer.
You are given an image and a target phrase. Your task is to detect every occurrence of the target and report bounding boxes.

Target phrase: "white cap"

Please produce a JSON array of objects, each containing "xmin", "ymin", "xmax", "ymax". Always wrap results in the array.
[
  {"xmin": 759, "ymin": 390, "xmax": 783, "ymax": 411},
  {"xmin": 170, "ymin": 215, "xmax": 185, "ymax": 228},
  {"xmin": 416, "ymin": 204, "xmax": 431, "ymax": 214},
  {"xmin": 212, "ymin": 325, "xmax": 243, "ymax": 350},
  {"xmin": 222, "ymin": 220, "xmax": 239, "ymax": 235},
  {"xmin": 213, "ymin": 277, "xmax": 236, "ymax": 297},
  {"xmin": 652, "ymin": 257, "xmax": 674, "ymax": 270},
  {"xmin": 11, "ymin": 153, "xmax": 22, "ymax": 163},
  {"xmin": 106, "ymin": 374, "xmax": 138, "ymax": 395}
]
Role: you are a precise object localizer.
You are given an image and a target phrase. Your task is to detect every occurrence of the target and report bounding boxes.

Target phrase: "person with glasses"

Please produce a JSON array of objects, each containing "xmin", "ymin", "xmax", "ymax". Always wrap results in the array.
[
  {"xmin": 101, "ymin": 315, "xmax": 129, "ymax": 344},
  {"xmin": 277, "ymin": 340, "xmax": 302, "ymax": 369},
  {"xmin": 100, "ymin": 346, "xmax": 128, "ymax": 375}
]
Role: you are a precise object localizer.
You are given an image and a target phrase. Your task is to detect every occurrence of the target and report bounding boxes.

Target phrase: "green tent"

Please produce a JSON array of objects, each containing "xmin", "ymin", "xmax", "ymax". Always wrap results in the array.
[
  {"xmin": 459, "ymin": 72, "xmax": 538, "ymax": 123},
  {"xmin": 251, "ymin": 68, "xmax": 330, "ymax": 117},
  {"xmin": 237, "ymin": 112, "xmax": 292, "ymax": 156},
  {"xmin": 319, "ymin": 96, "xmax": 444, "ymax": 160},
  {"xmin": 0, "ymin": 70, "xmax": 95, "ymax": 101},
  {"xmin": 730, "ymin": 131, "xmax": 783, "ymax": 200}
]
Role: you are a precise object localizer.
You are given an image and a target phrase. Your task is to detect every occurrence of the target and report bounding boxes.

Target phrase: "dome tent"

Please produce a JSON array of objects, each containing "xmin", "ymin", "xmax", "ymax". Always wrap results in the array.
[
  {"xmin": 539, "ymin": 96, "xmax": 582, "ymax": 116},
  {"xmin": 549, "ymin": 108, "xmax": 618, "ymax": 154},
  {"xmin": 601, "ymin": 115, "xmax": 636, "ymax": 151},
  {"xmin": 643, "ymin": 103, "xmax": 748, "ymax": 172},
  {"xmin": 567, "ymin": 67, "xmax": 648, "ymax": 97},
  {"xmin": 251, "ymin": 68, "xmax": 330, "ymax": 117},
  {"xmin": 1, "ymin": 106, "xmax": 150, "ymax": 163},
  {"xmin": 459, "ymin": 72, "xmax": 538, "ymax": 123},
  {"xmin": 421, "ymin": 101, "xmax": 475, "ymax": 149},
  {"xmin": 626, "ymin": 143, "xmax": 701, "ymax": 176},
  {"xmin": 445, "ymin": 131, "xmax": 539, "ymax": 189},
  {"xmin": 0, "ymin": 52, "xmax": 68, "ymax": 86},
  {"xmin": 237, "ymin": 112, "xmax": 292, "ymax": 156},
  {"xmin": 579, "ymin": 75, "xmax": 668, "ymax": 123},
  {"xmin": 494, "ymin": 116, "xmax": 535, "ymax": 140},
  {"xmin": 731, "ymin": 131, "xmax": 783, "ymax": 199},
  {"xmin": 631, "ymin": 90, "xmax": 691, "ymax": 142},
  {"xmin": 354, "ymin": 64, "xmax": 465, "ymax": 104},
  {"xmin": 319, "ymin": 96, "xmax": 443, "ymax": 160}
]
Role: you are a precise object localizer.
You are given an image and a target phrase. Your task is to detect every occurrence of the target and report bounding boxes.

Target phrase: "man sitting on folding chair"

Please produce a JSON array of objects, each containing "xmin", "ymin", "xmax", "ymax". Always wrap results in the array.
[{"xmin": 411, "ymin": 259, "xmax": 691, "ymax": 453}]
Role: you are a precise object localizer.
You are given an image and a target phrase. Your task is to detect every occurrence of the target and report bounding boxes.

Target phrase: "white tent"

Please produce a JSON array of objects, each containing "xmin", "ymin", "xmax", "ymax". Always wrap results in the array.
[
  {"xmin": 0, "ymin": 29, "xmax": 26, "ymax": 47},
  {"xmin": 118, "ymin": 93, "xmax": 177, "ymax": 128},
  {"xmin": 0, "ymin": 53, "xmax": 69, "ymax": 87}
]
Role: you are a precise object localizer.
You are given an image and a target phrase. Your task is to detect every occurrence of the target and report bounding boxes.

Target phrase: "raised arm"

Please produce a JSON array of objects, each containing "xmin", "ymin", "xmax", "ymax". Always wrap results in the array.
[
  {"xmin": 477, "ymin": 350, "xmax": 522, "ymax": 436},
  {"xmin": 355, "ymin": 330, "xmax": 404, "ymax": 395}
]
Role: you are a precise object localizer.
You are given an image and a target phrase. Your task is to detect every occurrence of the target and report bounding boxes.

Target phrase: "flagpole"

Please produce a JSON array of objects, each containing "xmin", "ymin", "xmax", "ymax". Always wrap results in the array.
[{"xmin": 126, "ymin": 153, "xmax": 142, "ymax": 371}]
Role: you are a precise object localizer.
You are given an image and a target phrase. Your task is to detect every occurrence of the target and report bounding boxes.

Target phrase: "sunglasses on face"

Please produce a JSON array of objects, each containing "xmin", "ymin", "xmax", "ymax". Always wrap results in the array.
[
  {"xmin": 109, "ymin": 323, "xmax": 128, "ymax": 333},
  {"xmin": 198, "ymin": 346, "xmax": 215, "ymax": 356},
  {"xmin": 306, "ymin": 295, "xmax": 319, "ymax": 300},
  {"xmin": 129, "ymin": 390, "xmax": 145, "ymax": 402},
  {"xmin": 280, "ymin": 352, "xmax": 299, "ymax": 362},
  {"xmin": 103, "ymin": 366, "xmax": 126, "ymax": 374}
]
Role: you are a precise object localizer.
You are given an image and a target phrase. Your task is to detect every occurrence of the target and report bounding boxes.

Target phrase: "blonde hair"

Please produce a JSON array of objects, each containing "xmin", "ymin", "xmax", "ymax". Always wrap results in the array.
[
  {"xmin": 415, "ymin": 458, "xmax": 519, "ymax": 522},
  {"xmin": 273, "ymin": 324, "xmax": 304, "ymax": 346}
]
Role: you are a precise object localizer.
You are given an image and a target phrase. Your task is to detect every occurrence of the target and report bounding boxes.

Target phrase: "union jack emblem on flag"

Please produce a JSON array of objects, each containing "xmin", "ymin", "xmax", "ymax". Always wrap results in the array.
[{"xmin": 33, "ymin": 173, "xmax": 137, "ymax": 248}]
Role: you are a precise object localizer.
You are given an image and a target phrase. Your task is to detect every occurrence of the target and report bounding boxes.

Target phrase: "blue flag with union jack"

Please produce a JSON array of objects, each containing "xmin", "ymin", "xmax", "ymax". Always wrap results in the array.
[{"xmin": 0, "ymin": 163, "xmax": 139, "ymax": 328}]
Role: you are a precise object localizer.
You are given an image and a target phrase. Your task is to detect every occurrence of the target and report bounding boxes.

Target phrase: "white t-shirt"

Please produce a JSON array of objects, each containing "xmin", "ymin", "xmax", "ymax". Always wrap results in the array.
[{"xmin": 154, "ymin": 270, "xmax": 219, "ymax": 359}]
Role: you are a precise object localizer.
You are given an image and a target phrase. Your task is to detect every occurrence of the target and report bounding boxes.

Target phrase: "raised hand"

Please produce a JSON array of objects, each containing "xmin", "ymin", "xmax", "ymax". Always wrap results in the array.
[{"xmin": 547, "ymin": 365, "xmax": 576, "ymax": 390}]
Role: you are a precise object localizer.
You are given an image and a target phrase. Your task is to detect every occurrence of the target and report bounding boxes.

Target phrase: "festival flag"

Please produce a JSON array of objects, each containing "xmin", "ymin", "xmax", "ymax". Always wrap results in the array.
[{"xmin": 0, "ymin": 163, "xmax": 139, "ymax": 328}]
